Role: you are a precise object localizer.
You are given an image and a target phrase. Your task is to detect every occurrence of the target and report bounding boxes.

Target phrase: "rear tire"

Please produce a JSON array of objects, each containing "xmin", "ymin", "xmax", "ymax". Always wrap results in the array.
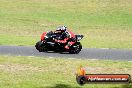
[{"xmin": 69, "ymin": 42, "xmax": 82, "ymax": 54}]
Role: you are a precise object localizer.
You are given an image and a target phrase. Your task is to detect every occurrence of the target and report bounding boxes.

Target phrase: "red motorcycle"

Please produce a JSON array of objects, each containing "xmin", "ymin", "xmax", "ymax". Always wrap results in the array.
[{"xmin": 35, "ymin": 31, "xmax": 84, "ymax": 54}]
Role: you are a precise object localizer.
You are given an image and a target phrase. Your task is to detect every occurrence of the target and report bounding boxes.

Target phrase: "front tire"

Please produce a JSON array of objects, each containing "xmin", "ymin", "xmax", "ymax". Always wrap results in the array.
[
  {"xmin": 35, "ymin": 41, "xmax": 44, "ymax": 52},
  {"xmin": 69, "ymin": 42, "xmax": 82, "ymax": 54}
]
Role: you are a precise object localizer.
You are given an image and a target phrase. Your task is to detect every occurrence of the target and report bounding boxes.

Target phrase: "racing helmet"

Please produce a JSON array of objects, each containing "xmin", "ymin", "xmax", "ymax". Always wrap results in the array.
[{"xmin": 56, "ymin": 26, "xmax": 67, "ymax": 32}]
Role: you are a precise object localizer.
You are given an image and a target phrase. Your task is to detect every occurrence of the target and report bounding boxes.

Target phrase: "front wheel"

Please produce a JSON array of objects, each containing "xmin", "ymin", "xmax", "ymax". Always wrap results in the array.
[
  {"xmin": 69, "ymin": 42, "xmax": 82, "ymax": 54},
  {"xmin": 35, "ymin": 41, "xmax": 44, "ymax": 52}
]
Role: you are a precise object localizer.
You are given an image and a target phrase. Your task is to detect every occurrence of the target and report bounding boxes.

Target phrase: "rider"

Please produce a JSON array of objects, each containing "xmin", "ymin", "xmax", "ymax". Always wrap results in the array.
[{"xmin": 54, "ymin": 26, "xmax": 76, "ymax": 49}]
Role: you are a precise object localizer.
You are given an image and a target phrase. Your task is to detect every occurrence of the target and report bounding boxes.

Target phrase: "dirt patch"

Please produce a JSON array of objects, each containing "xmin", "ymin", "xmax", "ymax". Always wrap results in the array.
[
  {"xmin": 84, "ymin": 66, "xmax": 132, "ymax": 74},
  {"xmin": 0, "ymin": 64, "xmax": 47, "ymax": 73}
]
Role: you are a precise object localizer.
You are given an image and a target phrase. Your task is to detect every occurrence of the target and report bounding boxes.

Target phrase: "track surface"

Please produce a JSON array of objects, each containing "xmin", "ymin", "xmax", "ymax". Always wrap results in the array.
[{"xmin": 0, "ymin": 45, "xmax": 132, "ymax": 61}]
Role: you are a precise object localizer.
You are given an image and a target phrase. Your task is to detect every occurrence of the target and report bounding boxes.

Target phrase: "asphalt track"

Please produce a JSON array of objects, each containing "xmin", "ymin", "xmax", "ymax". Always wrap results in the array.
[{"xmin": 0, "ymin": 45, "xmax": 132, "ymax": 61}]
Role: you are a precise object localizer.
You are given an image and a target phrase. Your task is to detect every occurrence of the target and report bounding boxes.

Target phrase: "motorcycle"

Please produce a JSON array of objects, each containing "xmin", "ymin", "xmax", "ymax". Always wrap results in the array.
[{"xmin": 35, "ymin": 31, "xmax": 84, "ymax": 54}]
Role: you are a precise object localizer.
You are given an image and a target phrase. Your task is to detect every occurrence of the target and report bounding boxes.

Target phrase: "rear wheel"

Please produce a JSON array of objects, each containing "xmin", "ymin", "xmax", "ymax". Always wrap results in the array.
[{"xmin": 69, "ymin": 42, "xmax": 82, "ymax": 54}]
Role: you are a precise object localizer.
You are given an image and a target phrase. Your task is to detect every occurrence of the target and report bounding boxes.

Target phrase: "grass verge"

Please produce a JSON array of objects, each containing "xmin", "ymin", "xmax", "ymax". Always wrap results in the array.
[
  {"xmin": 0, "ymin": 55, "xmax": 132, "ymax": 88},
  {"xmin": 0, "ymin": 0, "xmax": 132, "ymax": 48}
]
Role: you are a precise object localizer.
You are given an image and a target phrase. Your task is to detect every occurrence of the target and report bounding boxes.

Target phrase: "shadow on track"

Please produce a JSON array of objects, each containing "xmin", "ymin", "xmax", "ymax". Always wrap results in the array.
[{"xmin": 42, "ymin": 51, "xmax": 75, "ymax": 54}]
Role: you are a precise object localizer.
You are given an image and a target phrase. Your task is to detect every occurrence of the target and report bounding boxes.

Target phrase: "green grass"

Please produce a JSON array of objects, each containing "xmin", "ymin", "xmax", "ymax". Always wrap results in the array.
[
  {"xmin": 0, "ymin": 0, "xmax": 132, "ymax": 48},
  {"xmin": 0, "ymin": 55, "xmax": 132, "ymax": 88},
  {"xmin": 0, "ymin": 34, "xmax": 39, "ymax": 46}
]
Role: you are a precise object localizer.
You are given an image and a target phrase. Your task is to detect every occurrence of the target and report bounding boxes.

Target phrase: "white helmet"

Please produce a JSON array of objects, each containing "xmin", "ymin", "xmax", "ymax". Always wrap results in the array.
[{"xmin": 56, "ymin": 26, "xmax": 67, "ymax": 31}]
